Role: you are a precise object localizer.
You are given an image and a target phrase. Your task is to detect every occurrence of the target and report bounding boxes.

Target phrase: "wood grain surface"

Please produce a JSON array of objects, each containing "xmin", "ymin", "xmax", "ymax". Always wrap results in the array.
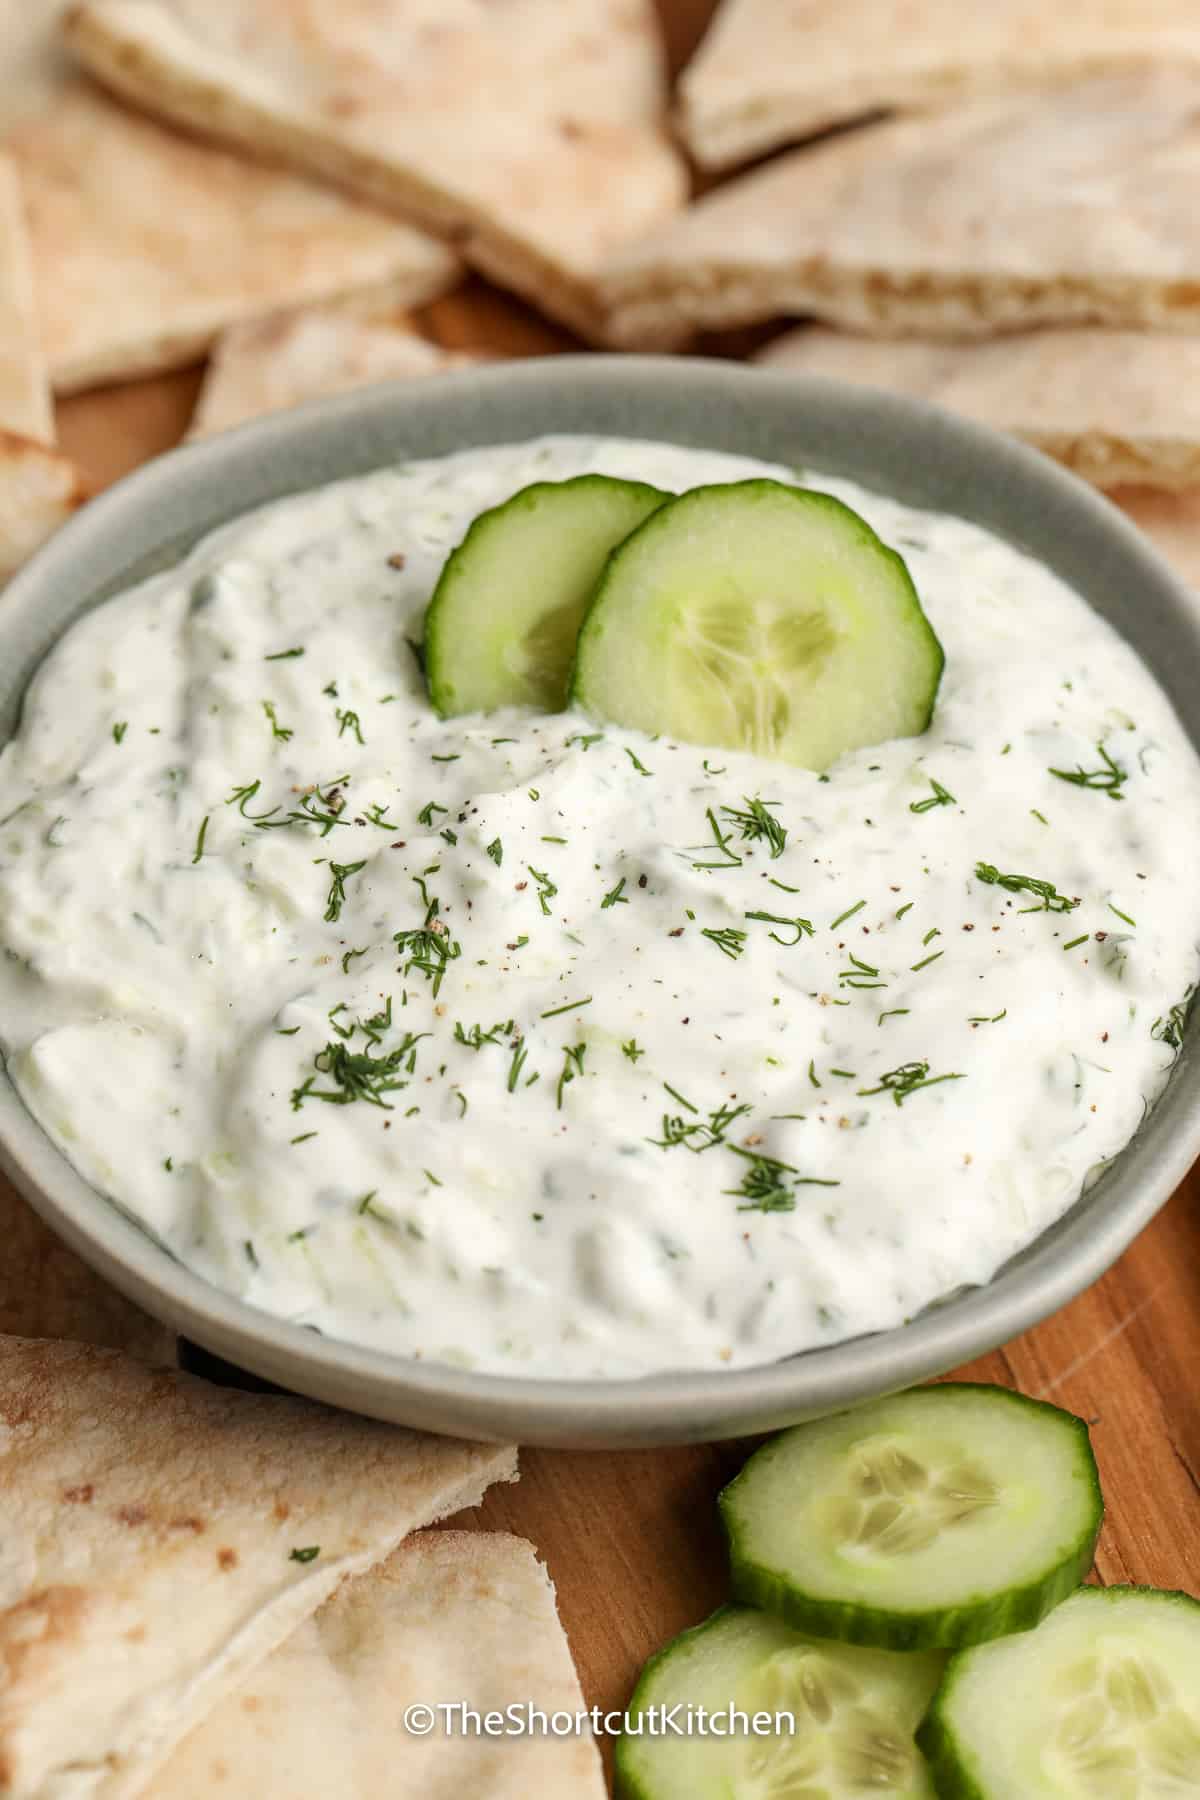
[{"xmin": 4, "ymin": 4, "xmax": 1195, "ymax": 1787}]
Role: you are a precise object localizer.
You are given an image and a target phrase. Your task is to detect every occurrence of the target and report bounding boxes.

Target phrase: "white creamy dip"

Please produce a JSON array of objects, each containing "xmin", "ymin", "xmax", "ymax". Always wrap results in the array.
[{"xmin": 1, "ymin": 436, "xmax": 1197, "ymax": 1379}]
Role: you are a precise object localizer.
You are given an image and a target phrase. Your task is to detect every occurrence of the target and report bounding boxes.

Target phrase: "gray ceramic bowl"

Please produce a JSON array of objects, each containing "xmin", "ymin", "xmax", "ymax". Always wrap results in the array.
[{"xmin": 2, "ymin": 356, "xmax": 1198, "ymax": 1447}]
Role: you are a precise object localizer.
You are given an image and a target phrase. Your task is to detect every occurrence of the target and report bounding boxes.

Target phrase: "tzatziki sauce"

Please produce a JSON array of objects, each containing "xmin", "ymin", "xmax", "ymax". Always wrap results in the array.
[{"xmin": 1, "ymin": 436, "xmax": 1197, "ymax": 1379}]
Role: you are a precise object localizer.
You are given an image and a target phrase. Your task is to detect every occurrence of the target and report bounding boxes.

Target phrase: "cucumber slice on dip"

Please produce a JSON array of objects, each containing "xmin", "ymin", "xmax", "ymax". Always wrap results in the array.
[
  {"xmin": 424, "ymin": 474, "xmax": 667, "ymax": 715},
  {"xmin": 615, "ymin": 1605, "xmax": 943, "ymax": 1799},
  {"xmin": 918, "ymin": 1586, "xmax": 1200, "ymax": 1798},
  {"xmin": 720, "ymin": 1385, "xmax": 1102, "ymax": 1652},
  {"xmin": 570, "ymin": 480, "xmax": 944, "ymax": 769}
]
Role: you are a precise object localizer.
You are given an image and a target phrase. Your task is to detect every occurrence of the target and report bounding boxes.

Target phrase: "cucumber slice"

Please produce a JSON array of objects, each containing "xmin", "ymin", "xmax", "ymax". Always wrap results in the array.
[
  {"xmin": 569, "ymin": 480, "xmax": 943, "ymax": 770},
  {"xmin": 424, "ymin": 474, "xmax": 667, "ymax": 715},
  {"xmin": 918, "ymin": 1586, "xmax": 1200, "ymax": 1797},
  {"xmin": 721, "ymin": 1385, "xmax": 1102, "ymax": 1652},
  {"xmin": 615, "ymin": 1604, "xmax": 943, "ymax": 1799}
]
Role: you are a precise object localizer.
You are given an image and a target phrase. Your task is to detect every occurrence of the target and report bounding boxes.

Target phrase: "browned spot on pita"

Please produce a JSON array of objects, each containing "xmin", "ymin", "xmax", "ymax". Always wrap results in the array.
[
  {"xmin": 217, "ymin": 1547, "xmax": 238, "ymax": 1571},
  {"xmin": 169, "ymin": 1515, "xmax": 206, "ymax": 1533},
  {"xmin": 62, "ymin": 1483, "xmax": 94, "ymax": 1503},
  {"xmin": 273, "ymin": 1500, "xmax": 290, "ymax": 1521},
  {"xmin": 116, "ymin": 1504, "xmax": 149, "ymax": 1527}
]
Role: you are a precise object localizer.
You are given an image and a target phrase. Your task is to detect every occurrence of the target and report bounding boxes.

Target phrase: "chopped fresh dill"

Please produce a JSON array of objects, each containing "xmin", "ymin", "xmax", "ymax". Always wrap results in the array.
[
  {"xmin": 290, "ymin": 1131, "xmax": 317, "ymax": 1145},
  {"xmin": 722, "ymin": 796, "xmax": 787, "ymax": 859},
  {"xmin": 394, "ymin": 919, "xmax": 462, "ymax": 996},
  {"xmin": 878, "ymin": 1008, "xmax": 911, "ymax": 1025},
  {"xmin": 830, "ymin": 899, "xmax": 866, "ymax": 930},
  {"xmin": 289, "ymin": 1547, "xmax": 320, "ymax": 1564},
  {"xmin": 323, "ymin": 680, "xmax": 339, "ymax": 697},
  {"xmin": 968, "ymin": 1009, "xmax": 1007, "ymax": 1025},
  {"xmin": 895, "ymin": 901, "xmax": 914, "ymax": 920},
  {"xmin": 1031, "ymin": 809, "xmax": 1049, "ymax": 826},
  {"xmin": 417, "ymin": 800, "xmax": 448, "ymax": 826},
  {"xmin": 691, "ymin": 808, "xmax": 742, "ymax": 871},
  {"xmin": 192, "ymin": 814, "xmax": 210, "ymax": 864},
  {"xmin": 566, "ymin": 732, "xmax": 603, "ymax": 750},
  {"xmin": 506, "ymin": 1039, "xmax": 529, "ymax": 1092},
  {"xmin": 486, "ymin": 837, "xmax": 503, "ymax": 866},
  {"xmin": 910, "ymin": 777, "xmax": 956, "ymax": 813},
  {"xmin": 423, "ymin": 1168, "xmax": 442, "ymax": 1188},
  {"xmin": 624, "ymin": 748, "xmax": 653, "ymax": 776},
  {"xmin": 1049, "ymin": 741, "xmax": 1127, "ymax": 801},
  {"xmin": 601, "ymin": 876, "xmax": 629, "ymax": 908},
  {"xmin": 808, "ymin": 1060, "xmax": 821, "ymax": 1088},
  {"xmin": 858, "ymin": 1061, "xmax": 965, "ymax": 1106},
  {"xmin": 745, "ymin": 909, "xmax": 814, "ymax": 946},
  {"xmin": 838, "ymin": 952, "xmax": 886, "ymax": 990},
  {"xmin": 341, "ymin": 946, "xmax": 367, "ymax": 974},
  {"xmin": 555, "ymin": 1043, "xmax": 587, "ymax": 1108},
  {"xmin": 361, "ymin": 802, "xmax": 398, "ymax": 829},
  {"xmin": 324, "ymin": 859, "xmax": 366, "ymax": 922},
  {"xmin": 1109, "ymin": 903, "xmax": 1137, "ymax": 927},
  {"xmin": 336, "ymin": 707, "xmax": 364, "ymax": 744},
  {"xmin": 276, "ymin": 1025, "xmax": 301, "ymax": 1035},
  {"xmin": 541, "ymin": 835, "xmax": 568, "ymax": 844},
  {"xmin": 724, "ymin": 1146, "xmax": 806, "ymax": 1213},
  {"xmin": 700, "ymin": 925, "xmax": 747, "ymax": 960},
  {"xmin": 265, "ymin": 646, "xmax": 305, "ymax": 660},
  {"xmin": 651, "ymin": 1099, "xmax": 752, "ymax": 1154},
  {"xmin": 291, "ymin": 1034, "xmax": 427, "ymax": 1110},
  {"xmin": 454, "ymin": 1019, "xmax": 511, "ymax": 1050},
  {"xmin": 767, "ymin": 876, "xmax": 801, "ymax": 894},
  {"xmin": 663, "ymin": 1082, "xmax": 697, "ymax": 1114},
  {"xmin": 528, "ymin": 866, "xmax": 557, "ymax": 915},
  {"xmin": 540, "ymin": 996, "xmax": 592, "ymax": 1019},
  {"xmin": 262, "ymin": 700, "xmax": 293, "ymax": 741},
  {"xmin": 112, "ymin": 720, "xmax": 128, "ymax": 744},
  {"xmin": 431, "ymin": 753, "xmax": 461, "ymax": 763},
  {"xmin": 1062, "ymin": 933, "xmax": 1090, "ymax": 952},
  {"xmin": 910, "ymin": 950, "xmax": 944, "ymax": 972},
  {"xmin": 829, "ymin": 1069, "xmax": 857, "ymax": 1079},
  {"xmin": 974, "ymin": 861, "xmax": 1079, "ymax": 913},
  {"xmin": 622, "ymin": 1038, "xmax": 645, "ymax": 1063},
  {"xmin": 922, "ymin": 927, "xmax": 941, "ymax": 946},
  {"xmin": 1152, "ymin": 990, "xmax": 1193, "ymax": 1052}
]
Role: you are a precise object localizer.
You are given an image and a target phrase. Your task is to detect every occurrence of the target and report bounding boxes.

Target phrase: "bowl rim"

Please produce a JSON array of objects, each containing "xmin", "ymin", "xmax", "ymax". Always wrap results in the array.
[{"xmin": 2, "ymin": 352, "xmax": 1198, "ymax": 1447}]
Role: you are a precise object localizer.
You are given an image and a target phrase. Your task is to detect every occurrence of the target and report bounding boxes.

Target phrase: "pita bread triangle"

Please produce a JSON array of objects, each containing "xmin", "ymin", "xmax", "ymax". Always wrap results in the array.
[
  {"xmin": 758, "ymin": 325, "xmax": 1200, "ymax": 491},
  {"xmin": 187, "ymin": 310, "xmax": 486, "ymax": 440},
  {"xmin": 0, "ymin": 1335, "xmax": 516, "ymax": 1799},
  {"xmin": 603, "ymin": 72, "xmax": 1200, "ymax": 347},
  {"xmin": 1118, "ymin": 488, "xmax": 1200, "ymax": 596},
  {"xmin": 144, "ymin": 1532, "xmax": 606, "ymax": 1798},
  {"xmin": 0, "ymin": 149, "xmax": 91, "ymax": 581},
  {"xmin": 2, "ymin": 3, "xmax": 456, "ymax": 394},
  {"xmin": 678, "ymin": 0, "xmax": 1200, "ymax": 171},
  {"xmin": 61, "ymin": 0, "xmax": 687, "ymax": 344}
]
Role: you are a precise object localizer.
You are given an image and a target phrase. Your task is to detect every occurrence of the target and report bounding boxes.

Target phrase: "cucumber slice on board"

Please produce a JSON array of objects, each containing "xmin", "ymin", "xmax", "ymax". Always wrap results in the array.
[
  {"xmin": 720, "ymin": 1385, "xmax": 1102, "ymax": 1652},
  {"xmin": 569, "ymin": 480, "xmax": 943, "ymax": 770},
  {"xmin": 424, "ymin": 474, "xmax": 667, "ymax": 715},
  {"xmin": 615, "ymin": 1604, "xmax": 943, "ymax": 1800},
  {"xmin": 918, "ymin": 1586, "xmax": 1200, "ymax": 1798}
]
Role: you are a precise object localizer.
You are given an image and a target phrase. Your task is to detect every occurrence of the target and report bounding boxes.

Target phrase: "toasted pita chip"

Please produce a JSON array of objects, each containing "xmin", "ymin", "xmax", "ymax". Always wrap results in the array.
[
  {"xmin": 757, "ymin": 326, "xmax": 1200, "ymax": 491},
  {"xmin": 0, "ymin": 1335, "xmax": 517, "ymax": 1800},
  {"xmin": 62, "ymin": 0, "xmax": 685, "ymax": 344},
  {"xmin": 0, "ymin": 1176, "xmax": 172, "ymax": 1358},
  {"xmin": 188, "ymin": 310, "xmax": 484, "ymax": 440},
  {"xmin": 678, "ymin": 0, "xmax": 1200, "ymax": 171},
  {"xmin": 1117, "ymin": 488, "xmax": 1200, "ymax": 595},
  {"xmin": 147, "ymin": 1532, "xmax": 605, "ymax": 1798},
  {"xmin": 1, "ymin": 4, "xmax": 456, "ymax": 393},
  {"xmin": 604, "ymin": 73, "xmax": 1200, "ymax": 348}
]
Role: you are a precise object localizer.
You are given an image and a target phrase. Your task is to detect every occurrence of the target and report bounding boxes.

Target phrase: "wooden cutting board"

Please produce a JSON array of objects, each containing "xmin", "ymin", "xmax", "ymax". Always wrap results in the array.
[{"xmin": 5, "ymin": 4, "xmax": 1196, "ymax": 1786}]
